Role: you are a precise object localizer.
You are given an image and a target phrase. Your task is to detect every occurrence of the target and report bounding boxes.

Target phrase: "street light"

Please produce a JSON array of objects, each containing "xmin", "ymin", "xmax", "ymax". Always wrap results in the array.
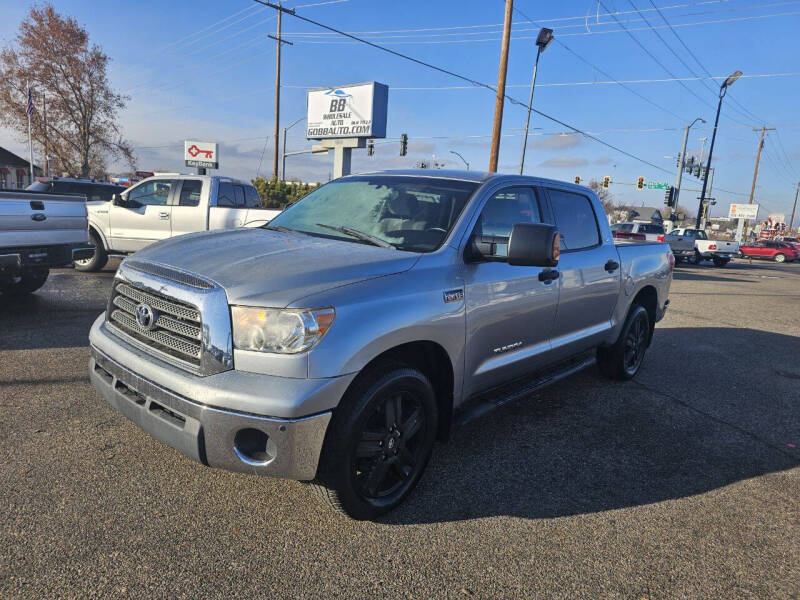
[
  {"xmin": 449, "ymin": 150, "xmax": 469, "ymax": 170},
  {"xmin": 519, "ymin": 27, "xmax": 554, "ymax": 174},
  {"xmin": 282, "ymin": 116, "xmax": 305, "ymax": 181},
  {"xmin": 694, "ymin": 70, "xmax": 742, "ymax": 228}
]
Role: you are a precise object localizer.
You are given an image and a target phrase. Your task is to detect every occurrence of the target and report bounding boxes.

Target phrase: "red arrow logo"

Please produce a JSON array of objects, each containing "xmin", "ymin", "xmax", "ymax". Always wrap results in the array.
[{"xmin": 187, "ymin": 144, "xmax": 214, "ymax": 159}]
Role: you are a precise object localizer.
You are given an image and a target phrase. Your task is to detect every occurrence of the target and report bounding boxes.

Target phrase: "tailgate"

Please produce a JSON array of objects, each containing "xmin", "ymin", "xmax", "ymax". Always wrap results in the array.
[{"xmin": 0, "ymin": 191, "xmax": 88, "ymax": 248}]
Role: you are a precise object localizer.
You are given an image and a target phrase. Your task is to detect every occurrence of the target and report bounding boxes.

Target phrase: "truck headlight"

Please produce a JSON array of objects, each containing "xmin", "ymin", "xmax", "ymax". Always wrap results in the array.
[{"xmin": 231, "ymin": 306, "xmax": 335, "ymax": 354}]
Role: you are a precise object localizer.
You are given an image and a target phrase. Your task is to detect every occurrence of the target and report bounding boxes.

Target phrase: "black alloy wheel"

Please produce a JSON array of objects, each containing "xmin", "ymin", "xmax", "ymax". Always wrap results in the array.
[{"xmin": 623, "ymin": 310, "xmax": 649, "ymax": 376}]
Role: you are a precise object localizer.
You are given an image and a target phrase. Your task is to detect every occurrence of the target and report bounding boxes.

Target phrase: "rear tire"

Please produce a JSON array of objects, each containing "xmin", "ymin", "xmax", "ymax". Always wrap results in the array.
[
  {"xmin": 0, "ymin": 267, "xmax": 49, "ymax": 296},
  {"xmin": 74, "ymin": 231, "xmax": 108, "ymax": 272},
  {"xmin": 712, "ymin": 257, "xmax": 730, "ymax": 267},
  {"xmin": 597, "ymin": 305, "xmax": 650, "ymax": 381},
  {"xmin": 312, "ymin": 363, "xmax": 438, "ymax": 520},
  {"xmin": 774, "ymin": 253, "xmax": 786, "ymax": 263}
]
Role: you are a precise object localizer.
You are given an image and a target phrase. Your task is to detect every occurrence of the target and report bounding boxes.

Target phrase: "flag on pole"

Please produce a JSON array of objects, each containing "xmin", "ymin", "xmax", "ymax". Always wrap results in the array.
[{"xmin": 26, "ymin": 88, "xmax": 35, "ymax": 117}]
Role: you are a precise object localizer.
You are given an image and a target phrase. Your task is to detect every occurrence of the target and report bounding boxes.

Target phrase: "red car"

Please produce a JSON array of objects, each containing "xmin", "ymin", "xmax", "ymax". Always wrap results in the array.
[{"xmin": 739, "ymin": 240, "xmax": 799, "ymax": 263}]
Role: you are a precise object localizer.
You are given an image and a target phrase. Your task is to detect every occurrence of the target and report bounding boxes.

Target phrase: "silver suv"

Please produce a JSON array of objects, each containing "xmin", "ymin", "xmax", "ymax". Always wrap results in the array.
[{"xmin": 88, "ymin": 170, "xmax": 672, "ymax": 519}]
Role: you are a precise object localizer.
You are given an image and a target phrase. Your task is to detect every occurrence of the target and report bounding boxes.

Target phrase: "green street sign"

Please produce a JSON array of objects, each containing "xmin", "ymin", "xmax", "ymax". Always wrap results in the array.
[{"xmin": 647, "ymin": 181, "xmax": 669, "ymax": 190}]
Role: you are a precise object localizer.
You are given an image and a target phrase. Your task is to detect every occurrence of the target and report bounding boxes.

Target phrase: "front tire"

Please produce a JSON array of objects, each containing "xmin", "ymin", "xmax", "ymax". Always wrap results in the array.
[
  {"xmin": 74, "ymin": 231, "xmax": 108, "ymax": 272},
  {"xmin": 0, "ymin": 267, "xmax": 49, "ymax": 296},
  {"xmin": 687, "ymin": 251, "xmax": 701, "ymax": 265},
  {"xmin": 774, "ymin": 253, "xmax": 786, "ymax": 263},
  {"xmin": 597, "ymin": 304, "xmax": 651, "ymax": 381},
  {"xmin": 312, "ymin": 364, "xmax": 438, "ymax": 520}
]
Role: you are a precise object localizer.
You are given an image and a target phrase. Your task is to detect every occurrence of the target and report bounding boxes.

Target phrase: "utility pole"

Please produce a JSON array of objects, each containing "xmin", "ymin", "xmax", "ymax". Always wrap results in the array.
[
  {"xmin": 269, "ymin": 3, "xmax": 293, "ymax": 181},
  {"xmin": 790, "ymin": 182, "xmax": 799, "ymax": 232},
  {"xmin": 743, "ymin": 126, "xmax": 774, "ymax": 238},
  {"xmin": 488, "ymin": 0, "xmax": 514, "ymax": 173}
]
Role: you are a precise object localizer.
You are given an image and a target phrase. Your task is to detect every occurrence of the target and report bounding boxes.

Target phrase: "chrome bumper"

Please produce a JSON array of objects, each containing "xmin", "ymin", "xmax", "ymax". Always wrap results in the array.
[{"xmin": 89, "ymin": 346, "xmax": 332, "ymax": 480}]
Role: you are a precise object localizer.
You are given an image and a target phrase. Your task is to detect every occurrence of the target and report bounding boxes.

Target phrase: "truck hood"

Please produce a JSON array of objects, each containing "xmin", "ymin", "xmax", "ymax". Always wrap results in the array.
[{"xmin": 129, "ymin": 228, "xmax": 420, "ymax": 307}]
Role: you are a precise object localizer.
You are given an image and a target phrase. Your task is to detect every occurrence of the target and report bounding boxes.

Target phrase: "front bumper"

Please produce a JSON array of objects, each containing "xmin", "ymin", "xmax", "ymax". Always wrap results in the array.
[{"xmin": 90, "ymin": 346, "xmax": 332, "ymax": 480}]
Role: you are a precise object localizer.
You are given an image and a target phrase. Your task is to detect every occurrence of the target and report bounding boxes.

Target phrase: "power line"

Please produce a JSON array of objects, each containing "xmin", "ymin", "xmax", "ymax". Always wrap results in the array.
[
  {"xmin": 252, "ymin": 0, "xmax": 674, "ymax": 176},
  {"xmin": 159, "ymin": 4, "xmax": 263, "ymax": 51},
  {"xmin": 773, "ymin": 130, "xmax": 800, "ymax": 179}
]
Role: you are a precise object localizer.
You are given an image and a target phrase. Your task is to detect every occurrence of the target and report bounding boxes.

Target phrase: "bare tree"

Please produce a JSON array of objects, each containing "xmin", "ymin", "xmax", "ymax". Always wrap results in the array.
[
  {"xmin": 0, "ymin": 4, "xmax": 134, "ymax": 176},
  {"xmin": 588, "ymin": 179, "xmax": 614, "ymax": 215}
]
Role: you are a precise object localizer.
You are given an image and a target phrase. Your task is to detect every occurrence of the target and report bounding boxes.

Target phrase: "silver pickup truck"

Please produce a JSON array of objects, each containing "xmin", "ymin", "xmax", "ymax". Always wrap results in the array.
[
  {"xmin": 88, "ymin": 170, "xmax": 673, "ymax": 519},
  {"xmin": 0, "ymin": 190, "xmax": 92, "ymax": 296}
]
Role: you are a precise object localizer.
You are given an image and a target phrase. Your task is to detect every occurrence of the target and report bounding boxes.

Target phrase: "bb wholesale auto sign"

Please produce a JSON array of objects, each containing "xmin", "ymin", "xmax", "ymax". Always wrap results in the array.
[
  {"xmin": 728, "ymin": 203, "xmax": 759, "ymax": 220},
  {"xmin": 184, "ymin": 141, "xmax": 219, "ymax": 169},
  {"xmin": 306, "ymin": 82, "xmax": 388, "ymax": 140}
]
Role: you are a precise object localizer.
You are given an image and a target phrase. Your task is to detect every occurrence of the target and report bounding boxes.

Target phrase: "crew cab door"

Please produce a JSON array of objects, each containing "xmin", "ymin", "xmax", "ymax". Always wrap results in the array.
[
  {"xmin": 543, "ymin": 186, "xmax": 620, "ymax": 360},
  {"xmin": 169, "ymin": 179, "xmax": 207, "ymax": 237},
  {"xmin": 208, "ymin": 180, "xmax": 249, "ymax": 230},
  {"xmin": 108, "ymin": 179, "xmax": 175, "ymax": 252},
  {"xmin": 463, "ymin": 186, "xmax": 559, "ymax": 395}
]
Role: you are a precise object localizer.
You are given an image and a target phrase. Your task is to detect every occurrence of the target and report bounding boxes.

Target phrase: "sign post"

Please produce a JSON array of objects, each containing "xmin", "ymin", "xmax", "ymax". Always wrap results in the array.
[
  {"xmin": 306, "ymin": 82, "xmax": 388, "ymax": 179},
  {"xmin": 184, "ymin": 141, "xmax": 219, "ymax": 175},
  {"xmin": 729, "ymin": 203, "xmax": 759, "ymax": 242}
]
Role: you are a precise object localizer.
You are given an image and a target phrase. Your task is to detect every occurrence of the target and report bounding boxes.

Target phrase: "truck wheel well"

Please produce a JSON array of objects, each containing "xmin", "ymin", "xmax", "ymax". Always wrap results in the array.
[
  {"xmin": 88, "ymin": 226, "xmax": 105, "ymax": 250},
  {"xmin": 354, "ymin": 341, "xmax": 454, "ymax": 441},
  {"xmin": 632, "ymin": 285, "xmax": 657, "ymax": 344}
]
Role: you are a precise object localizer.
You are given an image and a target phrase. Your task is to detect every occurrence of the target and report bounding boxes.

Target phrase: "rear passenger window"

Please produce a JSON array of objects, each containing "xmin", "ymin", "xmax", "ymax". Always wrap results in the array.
[
  {"xmin": 179, "ymin": 180, "xmax": 202, "ymax": 207},
  {"xmin": 473, "ymin": 187, "xmax": 542, "ymax": 258},
  {"xmin": 218, "ymin": 182, "xmax": 236, "ymax": 207},
  {"xmin": 244, "ymin": 185, "xmax": 262, "ymax": 208},
  {"xmin": 546, "ymin": 189, "xmax": 601, "ymax": 251},
  {"xmin": 233, "ymin": 185, "xmax": 246, "ymax": 208}
]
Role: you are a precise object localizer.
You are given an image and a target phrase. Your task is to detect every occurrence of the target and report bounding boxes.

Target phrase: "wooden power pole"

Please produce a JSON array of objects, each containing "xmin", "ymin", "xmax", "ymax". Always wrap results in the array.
[
  {"xmin": 488, "ymin": 0, "xmax": 514, "ymax": 173},
  {"xmin": 744, "ymin": 125, "xmax": 774, "ymax": 238},
  {"xmin": 790, "ymin": 182, "xmax": 800, "ymax": 233},
  {"xmin": 269, "ymin": 4, "xmax": 292, "ymax": 181}
]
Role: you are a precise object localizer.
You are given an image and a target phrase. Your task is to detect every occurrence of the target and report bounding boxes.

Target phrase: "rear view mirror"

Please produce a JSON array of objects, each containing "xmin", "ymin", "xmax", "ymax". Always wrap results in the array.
[{"xmin": 507, "ymin": 223, "xmax": 560, "ymax": 267}]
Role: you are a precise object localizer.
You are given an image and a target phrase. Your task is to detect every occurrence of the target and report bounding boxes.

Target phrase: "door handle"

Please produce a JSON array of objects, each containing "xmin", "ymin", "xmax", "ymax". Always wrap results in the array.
[
  {"xmin": 605, "ymin": 259, "xmax": 620, "ymax": 272},
  {"xmin": 159, "ymin": 212, "xmax": 169, "ymax": 219},
  {"xmin": 538, "ymin": 269, "xmax": 560, "ymax": 283}
]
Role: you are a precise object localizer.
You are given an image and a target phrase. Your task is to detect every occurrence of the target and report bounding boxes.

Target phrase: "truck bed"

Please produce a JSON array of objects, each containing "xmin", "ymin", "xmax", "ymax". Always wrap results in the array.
[{"xmin": 0, "ymin": 190, "xmax": 88, "ymax": 249}]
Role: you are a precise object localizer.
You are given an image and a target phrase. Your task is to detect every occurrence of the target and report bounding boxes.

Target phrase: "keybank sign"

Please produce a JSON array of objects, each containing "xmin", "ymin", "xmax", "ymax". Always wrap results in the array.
[{"xmin": 306, "ymin": 82, "xmax": 388, "ymax": 140}]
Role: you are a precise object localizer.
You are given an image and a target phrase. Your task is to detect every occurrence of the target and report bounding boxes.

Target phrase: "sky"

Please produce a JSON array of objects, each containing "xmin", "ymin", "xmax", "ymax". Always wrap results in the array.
[{"xmin": 1, "ymin": 0, "xmax": 800, "ymax": 219}]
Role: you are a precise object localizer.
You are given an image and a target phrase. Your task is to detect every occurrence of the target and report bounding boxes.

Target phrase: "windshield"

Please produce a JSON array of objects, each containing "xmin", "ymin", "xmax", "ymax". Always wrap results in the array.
[{"xmin": 268, "ymin": 176, "xmax": 479, "ymax": 252}]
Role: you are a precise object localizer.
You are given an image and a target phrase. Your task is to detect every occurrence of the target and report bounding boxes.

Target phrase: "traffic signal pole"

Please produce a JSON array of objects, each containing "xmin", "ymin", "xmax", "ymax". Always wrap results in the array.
[{"xmin": 672, "ymin": 125, "xmax": 690, "ymax": 220}]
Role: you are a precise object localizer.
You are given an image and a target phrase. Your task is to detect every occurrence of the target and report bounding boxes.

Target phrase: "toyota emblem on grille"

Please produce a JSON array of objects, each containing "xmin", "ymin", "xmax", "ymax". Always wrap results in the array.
[{"xmin": 135, "ymin": 303, "xmax": 157, "ymax": 330}]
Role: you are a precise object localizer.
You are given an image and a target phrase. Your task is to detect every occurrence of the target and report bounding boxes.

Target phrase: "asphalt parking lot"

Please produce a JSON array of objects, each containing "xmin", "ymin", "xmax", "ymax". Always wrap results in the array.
[{"xmin": 1, "ymin": 258, "xmax": 798, "ymax": 599}]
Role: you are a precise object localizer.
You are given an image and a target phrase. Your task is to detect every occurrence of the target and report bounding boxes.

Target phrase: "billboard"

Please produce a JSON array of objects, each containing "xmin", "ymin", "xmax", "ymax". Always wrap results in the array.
[
  {"xmin": 728, "ymin": 203, "xmax": 759, "ymax": 220},
  {"xmin": 184, "ymin": 141, "xmax": 218, "ymax": 169},
  {"xmin": 306, "ymin": 82, "xmax": 388, "ymax": 140}
]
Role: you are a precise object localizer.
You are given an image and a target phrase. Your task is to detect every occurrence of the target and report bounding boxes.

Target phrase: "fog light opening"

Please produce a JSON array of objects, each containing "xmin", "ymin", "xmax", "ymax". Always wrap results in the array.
[{"xmin": 234, "ymin": 428, "xmax": 272, "ymax": 465}]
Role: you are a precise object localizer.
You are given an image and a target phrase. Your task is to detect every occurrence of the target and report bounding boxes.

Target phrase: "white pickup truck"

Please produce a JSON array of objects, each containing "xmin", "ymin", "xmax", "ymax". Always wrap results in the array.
[
  {"xmin": 0, "ymin": 190, "xmax": 92, "ymax": 295},
  {"xmin": 667, "ymin": 227, "xmax": 739, "ymax": 267},
  {"xmin": 77, "ymin": 175, "xmax": 280, "ymax": 271}
]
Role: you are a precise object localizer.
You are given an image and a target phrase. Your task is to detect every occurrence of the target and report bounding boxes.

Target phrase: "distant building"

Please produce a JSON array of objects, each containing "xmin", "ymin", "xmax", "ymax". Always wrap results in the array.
[{"xmin": 0, "ymin": 147, "xmax": 42, "ymax": 188}]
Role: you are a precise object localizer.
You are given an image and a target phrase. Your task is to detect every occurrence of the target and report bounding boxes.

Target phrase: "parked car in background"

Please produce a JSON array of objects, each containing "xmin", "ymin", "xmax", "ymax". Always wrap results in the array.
[
  {"xmin": 27, "ymin": 177, "xmax": 125, "ymax": 202},
  {"xmin": 0, "ymin": 189, "xmax": 92, "ymax": 296},
  {"xmin": 88, "ymin": 170, "xmax": 673, "ymax": 519},
  {"xmin": 739, "ymin": 240, "xmax": 799, "ymax": 263},
  {"xmin": 76, "ymin": 174, "xmax": 281, "ymax": 271},
  {"xmin": 610, "ymin": 221, "xmax": 666, "ymax": 242},
  {"xmin": 668, "ymin": 228, "xmax": 739, "ymax": 267}
]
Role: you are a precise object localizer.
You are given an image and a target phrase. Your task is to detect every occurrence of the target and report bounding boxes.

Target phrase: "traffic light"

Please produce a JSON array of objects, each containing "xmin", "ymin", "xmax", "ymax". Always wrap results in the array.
[
  {"xmin": 574, "ymin": 175, "xmax": 581, "ymax": 185},
  {"xmin": 602, "ymin": 175, "xmax": 610, "ymax": 189},
  {"xmin": 367, "ymin": 139, "xmax": 374, "ymax": 156},
  {"xmin": 684, "ymin": 156, "xmax": 695, "ymax": 173},
  {"xmin": 636, "ymin": 176, "xmax": 645, "ymax": 190},
  {"xmin": 693, "ymin": 164, "xmax": 701, "ymax": 178},
  {"xmin": 700, "ymin": 166, "xmax": 708, "ymax": 180},
  {"xmin": 400, "ymin": 133, "xmax": 408, "ymax": 156},
  {"xmin": 664, "ymin": 186, "xmax": 675, "ymax": 207}
]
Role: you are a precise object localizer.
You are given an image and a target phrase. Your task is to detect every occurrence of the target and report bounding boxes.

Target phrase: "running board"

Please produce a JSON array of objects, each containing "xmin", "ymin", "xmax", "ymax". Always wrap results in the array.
[{"xmin": 454, "ymin": 352, "xmax": 596, "ymax": 426}]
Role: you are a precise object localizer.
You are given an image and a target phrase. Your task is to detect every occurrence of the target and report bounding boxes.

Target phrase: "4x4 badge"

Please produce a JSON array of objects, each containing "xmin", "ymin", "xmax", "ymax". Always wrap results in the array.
[{"xmin": 443, "ymin": 289, "xmax": 464, "ymax": 303}]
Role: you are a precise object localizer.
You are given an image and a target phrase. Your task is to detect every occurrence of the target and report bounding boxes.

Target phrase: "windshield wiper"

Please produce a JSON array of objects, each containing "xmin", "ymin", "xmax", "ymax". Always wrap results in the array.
[
  {"xmin": 315, "ymin": 223, "xmax": 395, "ymax": 249},
  {"xmin": 262, "ymin": 224, "xmax": 295, "ymax": 234}
]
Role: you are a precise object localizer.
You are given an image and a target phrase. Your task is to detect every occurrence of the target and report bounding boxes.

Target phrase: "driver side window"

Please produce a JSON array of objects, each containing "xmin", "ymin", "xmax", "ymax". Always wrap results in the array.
[
  {"xmin": 127, "ymin": 180, "xmax": 172, "ymax": 206},
  {"xmin": 473, "ymin": 187, "xmax": 542, "ymax": 258}
]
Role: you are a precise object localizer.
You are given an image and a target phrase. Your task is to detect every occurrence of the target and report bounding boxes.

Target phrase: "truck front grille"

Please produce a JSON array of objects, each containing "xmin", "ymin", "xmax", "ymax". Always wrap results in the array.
[{"xmin": 108, "ymin": 281, "xmax": 202, "ymax": 367}]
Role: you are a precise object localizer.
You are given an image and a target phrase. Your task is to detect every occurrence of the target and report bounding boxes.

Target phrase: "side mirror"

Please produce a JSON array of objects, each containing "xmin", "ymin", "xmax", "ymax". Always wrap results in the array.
[
  {"xmin": 508, "ymin": 223, "xmax": 560, "ymax": 267},
  {"xmin": 112, "ymin": 193, "xmax": 125, "ymax": 207}
]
